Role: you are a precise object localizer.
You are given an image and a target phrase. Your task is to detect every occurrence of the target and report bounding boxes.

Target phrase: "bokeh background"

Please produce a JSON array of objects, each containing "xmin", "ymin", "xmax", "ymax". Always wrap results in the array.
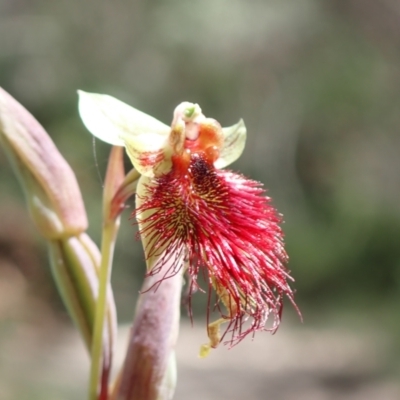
[{"xmin": 1, "ymin": 0, "xmax": 400, "ymax": 399}]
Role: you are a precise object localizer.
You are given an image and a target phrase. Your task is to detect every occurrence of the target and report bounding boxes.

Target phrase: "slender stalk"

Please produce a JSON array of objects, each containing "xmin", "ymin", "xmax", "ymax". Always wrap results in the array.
[
  {"xmin": 89, "ymin": 219, "xmax": 120, "ymax": 400},
  {"xmin": 89, "ymin": 146, "xmax": 125, "ymax": 400}
]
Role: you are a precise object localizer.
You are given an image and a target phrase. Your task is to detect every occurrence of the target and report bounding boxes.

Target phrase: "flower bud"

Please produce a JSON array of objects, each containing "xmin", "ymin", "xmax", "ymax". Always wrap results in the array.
[{"xmin": 0, "ymin": 87, "xmax": 87, "ymax": 239}]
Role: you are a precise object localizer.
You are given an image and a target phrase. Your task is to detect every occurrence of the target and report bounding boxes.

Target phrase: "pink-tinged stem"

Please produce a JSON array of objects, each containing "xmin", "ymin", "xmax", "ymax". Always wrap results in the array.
[{"xmin": 114, "ymin": 259, "xmax": 183, "ymax": 400}]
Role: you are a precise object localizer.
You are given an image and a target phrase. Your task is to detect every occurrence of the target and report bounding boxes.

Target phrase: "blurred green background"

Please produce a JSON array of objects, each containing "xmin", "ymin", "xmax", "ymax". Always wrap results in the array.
[{"xmin": 1, "ymin": 0, "xmax": 400, "ymax": 399}]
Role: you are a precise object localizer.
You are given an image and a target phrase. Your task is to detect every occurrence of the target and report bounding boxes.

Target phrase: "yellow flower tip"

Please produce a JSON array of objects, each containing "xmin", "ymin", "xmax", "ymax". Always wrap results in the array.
[
  {"xmin": 198, "ymin": 318, "xmax": 225, "ymax": 358},
  {"xmin": 199, "ymin": 343, "xmax": 211, "ymax": 359}
]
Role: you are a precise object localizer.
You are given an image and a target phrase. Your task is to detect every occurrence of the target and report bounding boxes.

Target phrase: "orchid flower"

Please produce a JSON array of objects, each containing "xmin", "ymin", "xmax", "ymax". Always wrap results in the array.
[{"xmin": 78, "ymin": 91, "xmax": 299, "ymax": 355}]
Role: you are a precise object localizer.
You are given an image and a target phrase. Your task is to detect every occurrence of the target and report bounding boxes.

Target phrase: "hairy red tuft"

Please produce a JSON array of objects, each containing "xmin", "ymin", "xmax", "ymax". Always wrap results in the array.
[{"xmin": 135, "ymin": 152, "xmax": 299, "ymax": 346}]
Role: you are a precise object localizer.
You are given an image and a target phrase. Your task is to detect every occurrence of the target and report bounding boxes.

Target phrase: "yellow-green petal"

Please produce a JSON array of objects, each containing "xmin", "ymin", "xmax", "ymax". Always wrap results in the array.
[
  {"xmin": 78, "ymin": 91, "xmax": 171, "ymax": 176},
  {"xmin": 215, "ymin": 119, "xmax": 247, "ymax": 169}
]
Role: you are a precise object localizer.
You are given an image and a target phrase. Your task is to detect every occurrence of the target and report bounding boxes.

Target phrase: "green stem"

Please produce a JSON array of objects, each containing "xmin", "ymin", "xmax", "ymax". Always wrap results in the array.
[{"xmin": 88, "ymin": 219, "xmax": 119, "ymax": 400}]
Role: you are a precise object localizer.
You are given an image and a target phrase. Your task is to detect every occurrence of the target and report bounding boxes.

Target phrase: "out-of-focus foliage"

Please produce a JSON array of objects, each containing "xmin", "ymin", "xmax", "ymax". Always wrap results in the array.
[{"xmin": 0, "ymin": 0, "xmax": 400, "ymax": 329}]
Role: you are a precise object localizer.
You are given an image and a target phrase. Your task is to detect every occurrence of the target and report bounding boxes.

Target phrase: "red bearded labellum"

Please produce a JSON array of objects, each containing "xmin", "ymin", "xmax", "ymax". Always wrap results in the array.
[{"xmin": 135, "ymin": 132, "xmax": 300, "ymax": 347}]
